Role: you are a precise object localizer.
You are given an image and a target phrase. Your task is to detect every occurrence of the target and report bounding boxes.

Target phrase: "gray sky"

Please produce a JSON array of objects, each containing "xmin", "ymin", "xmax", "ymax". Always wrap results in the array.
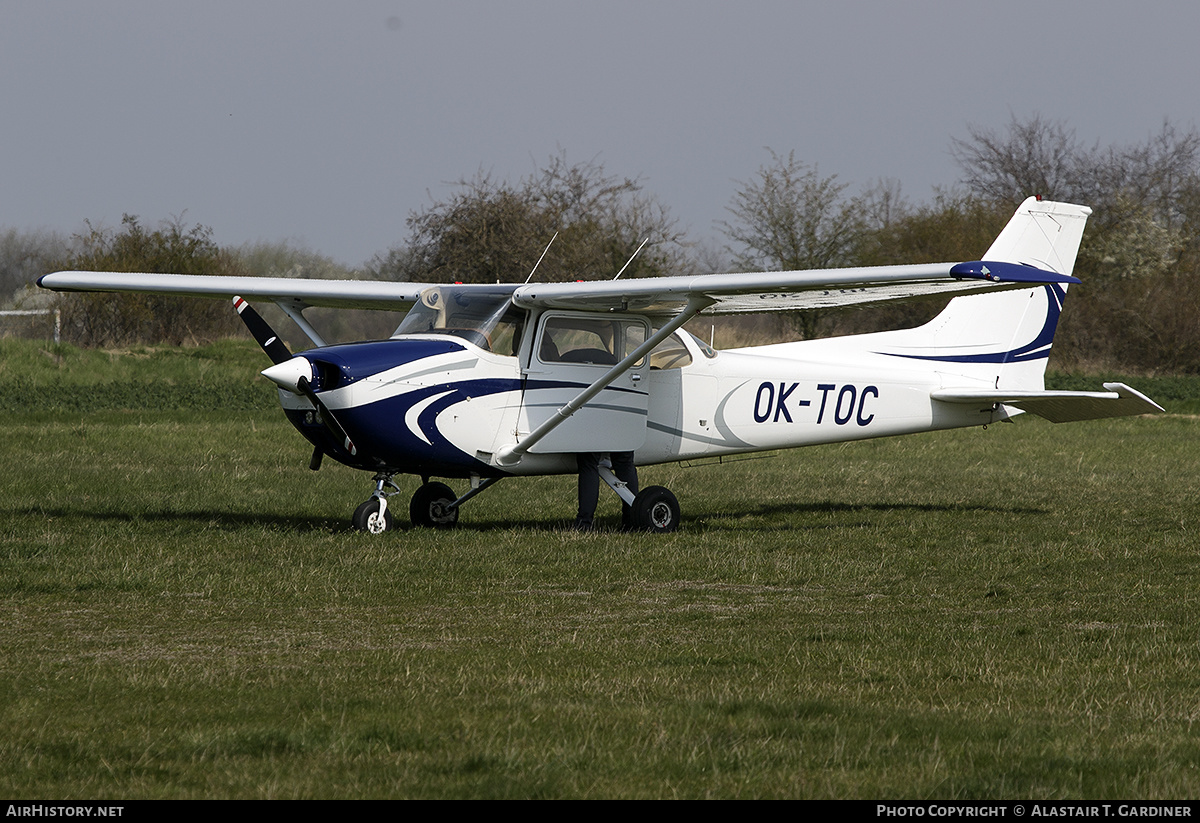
[{"xmin": 4, "ymin": 1, "xmax": 1198, "ymax": 267}]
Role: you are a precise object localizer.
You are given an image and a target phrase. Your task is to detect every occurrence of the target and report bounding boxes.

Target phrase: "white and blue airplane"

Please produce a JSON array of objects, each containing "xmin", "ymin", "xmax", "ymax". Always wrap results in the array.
[{"xmin": 38, "ymin": 197, "xmax": 1162, "ymax": 533}]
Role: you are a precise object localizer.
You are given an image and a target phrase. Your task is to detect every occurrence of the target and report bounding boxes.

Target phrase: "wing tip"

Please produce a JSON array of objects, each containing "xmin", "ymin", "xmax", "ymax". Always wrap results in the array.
[{"xmin": 950, "ymin": 260, "xmax": 1081, "ymax": 285}]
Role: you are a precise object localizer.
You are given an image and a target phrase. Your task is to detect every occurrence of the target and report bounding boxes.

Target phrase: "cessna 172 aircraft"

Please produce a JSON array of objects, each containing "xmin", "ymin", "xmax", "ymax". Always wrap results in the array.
[{"xmin": 38, "ymin": 197, "xmax": 1162, "ymax": 534}]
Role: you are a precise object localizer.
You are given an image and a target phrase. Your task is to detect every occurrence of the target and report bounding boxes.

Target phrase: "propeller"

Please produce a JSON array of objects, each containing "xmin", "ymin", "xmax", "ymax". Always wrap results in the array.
[
  {"xmin": 233, "ymin": 296, "xmax": 292, "ymax": 365},
  {"xmin": 233, "ymin": 296, "xmax": 355, "ymax": 466},
  {"xmin": 294, "ymin": 373, "xmax": 357, "ymax": 458}
]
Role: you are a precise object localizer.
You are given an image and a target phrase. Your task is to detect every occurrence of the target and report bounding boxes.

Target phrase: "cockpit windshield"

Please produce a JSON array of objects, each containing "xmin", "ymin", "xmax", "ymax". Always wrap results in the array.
[{"xmin": 392, "ymin": 285, "xmax": 525, "ymax": 355}]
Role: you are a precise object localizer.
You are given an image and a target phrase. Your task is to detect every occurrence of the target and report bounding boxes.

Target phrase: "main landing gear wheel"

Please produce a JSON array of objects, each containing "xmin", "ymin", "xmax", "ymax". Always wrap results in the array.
[
  {"xmin": 410, "ymin": 481, "xmax": 460, "ymax": 529},
  {"xmin": 353, "ymin": 498, "xmax": 395, "ymax": 534},
  {"xmin": 630, "ymin": 486, "xmax": 680, "ymax": 533}
]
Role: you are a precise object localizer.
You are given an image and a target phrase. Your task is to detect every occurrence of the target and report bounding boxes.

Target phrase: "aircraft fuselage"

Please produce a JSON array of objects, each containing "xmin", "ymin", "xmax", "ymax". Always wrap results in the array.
[{"xmin": 274, "ymin": 312, "xmax": 1001, "ymax": 480}]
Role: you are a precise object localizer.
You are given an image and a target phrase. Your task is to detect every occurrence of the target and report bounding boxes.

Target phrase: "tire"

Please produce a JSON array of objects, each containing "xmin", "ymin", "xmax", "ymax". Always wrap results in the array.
[
  {"xmin": 630, "ymin": 486, "xmax": 680, "ymax": 533},
  {"xmin": 353, "ymin": 498, "xmax": 395, "ymax": 534},
  {"xmin": 410, "ymin": 482, "xmax": 460, "ymax": 529}
]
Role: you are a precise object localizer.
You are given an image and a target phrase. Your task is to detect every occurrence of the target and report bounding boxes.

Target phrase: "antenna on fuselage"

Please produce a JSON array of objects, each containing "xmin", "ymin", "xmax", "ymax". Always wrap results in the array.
[
  {"xmin": 524, "ymin": 232, "xmax": 558, "ymax": 284},
  {"xmin": 613, "ymin": 237, "xmax": 650, "ymax": 280}
]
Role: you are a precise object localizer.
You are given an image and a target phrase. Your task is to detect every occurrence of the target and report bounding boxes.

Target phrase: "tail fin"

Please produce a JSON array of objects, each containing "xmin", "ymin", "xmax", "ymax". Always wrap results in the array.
[
  {"xmin": 875, "ymin": 198, "xmax": 1091, "ymax": 391},
  {"xmin": 983, "ymin": 196, "xmax": 1091, "ymax": 274}
]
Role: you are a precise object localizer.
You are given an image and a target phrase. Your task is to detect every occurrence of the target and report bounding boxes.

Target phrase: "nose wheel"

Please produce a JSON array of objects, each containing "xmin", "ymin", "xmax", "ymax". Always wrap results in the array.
[
  {"xmin": 352, "ymin": 476, "xmax": 469, "ymax": 534},
  {"xmin": 352, "ymin": 497, "xmax": 395, "ymax": 534},
  {"xmin": 352, "ymin": 472, "xmax": 403, "ymax": 534}
]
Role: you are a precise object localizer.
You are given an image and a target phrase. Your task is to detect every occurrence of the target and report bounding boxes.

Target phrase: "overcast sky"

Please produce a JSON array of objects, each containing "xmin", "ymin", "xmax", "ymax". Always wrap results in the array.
[{"xmin": 3, "ymin": 1, "xmax": 1198, "ymax": 267}]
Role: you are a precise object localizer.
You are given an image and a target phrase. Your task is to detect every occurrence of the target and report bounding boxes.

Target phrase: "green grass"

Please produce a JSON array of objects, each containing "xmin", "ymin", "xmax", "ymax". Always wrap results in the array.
[
  {"xmin": 0, "ymin": 338, "xmax": 276, "ymax": 413},
  {"xmin": 1046, "ymin": 372, "xmax": 1200, "ymax": 414},
  {"xmin": 2, "ymin": 339, "xmax": 1199, "ymax": 798}
]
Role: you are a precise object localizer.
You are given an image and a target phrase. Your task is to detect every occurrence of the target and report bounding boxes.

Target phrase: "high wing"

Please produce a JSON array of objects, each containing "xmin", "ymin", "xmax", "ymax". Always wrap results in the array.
[
  {"xmin": 37, "ymin": 271, "xmax": 425, "ymax": 312},
  {"xmin": 514, "ymin": 195, "xmax": 1086, "ymax": 315},
  {"xmin": 39, "ymin": 259, "xmax": 1073, "ymax": 318},
  {"xmin": 38, "ymin": 196, "xmax": 1085, "ymax": 318},
  {"xmin": 510, "ymin": 260, "xmax": 1076, "ymax": 316}
]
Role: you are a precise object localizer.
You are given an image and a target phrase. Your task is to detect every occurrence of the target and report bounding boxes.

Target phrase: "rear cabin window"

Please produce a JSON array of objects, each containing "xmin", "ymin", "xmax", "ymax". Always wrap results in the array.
[{"xmin": 648, "ymin": 332, "xmax": 693, "ymax": 370}]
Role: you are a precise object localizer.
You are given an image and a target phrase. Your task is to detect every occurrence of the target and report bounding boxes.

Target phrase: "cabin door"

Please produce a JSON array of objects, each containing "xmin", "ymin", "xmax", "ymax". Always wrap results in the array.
[{"xmin": 519, "ymin": 313, "xmax": 650, "ymax": 454}]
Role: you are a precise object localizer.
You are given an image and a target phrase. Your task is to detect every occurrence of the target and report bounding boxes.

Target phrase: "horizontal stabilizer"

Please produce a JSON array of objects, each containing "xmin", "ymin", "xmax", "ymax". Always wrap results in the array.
[{"xmin": 931, "ymin": 382, "xmax": 1164, "ymax": 423}]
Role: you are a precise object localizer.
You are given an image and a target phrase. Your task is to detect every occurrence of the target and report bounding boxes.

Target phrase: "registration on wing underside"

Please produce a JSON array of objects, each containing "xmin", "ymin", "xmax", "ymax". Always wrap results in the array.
[{"xmin": 706, "ymin": 280, "xmax": 999, "ymax": 314}]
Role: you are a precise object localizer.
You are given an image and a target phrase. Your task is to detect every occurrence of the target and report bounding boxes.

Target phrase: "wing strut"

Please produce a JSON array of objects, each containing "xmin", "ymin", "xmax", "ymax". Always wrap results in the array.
[
  {"xmin": 495, "ymin": 296, "xmax": 714, "ymax": 466},
  {"xmin": 273, "ymin": 299, "xmax": 327, "ymax": 348}
]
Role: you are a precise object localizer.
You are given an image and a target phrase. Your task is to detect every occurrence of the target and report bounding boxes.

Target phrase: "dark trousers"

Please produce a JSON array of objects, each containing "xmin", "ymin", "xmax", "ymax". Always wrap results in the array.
[{"xmin": 576, "ymin": 452, "xmax": 638, "ymax": 526}]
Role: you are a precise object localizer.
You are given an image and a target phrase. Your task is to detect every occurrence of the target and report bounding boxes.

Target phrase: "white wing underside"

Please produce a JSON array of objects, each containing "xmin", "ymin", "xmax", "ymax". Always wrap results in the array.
[
  {"xmin": 39, "ymin": 262, "xmax": 1028, "ymax": 316},
  {"xmin": 511, "ymin": 265, "xmax": 1008, "ymax": 314}
]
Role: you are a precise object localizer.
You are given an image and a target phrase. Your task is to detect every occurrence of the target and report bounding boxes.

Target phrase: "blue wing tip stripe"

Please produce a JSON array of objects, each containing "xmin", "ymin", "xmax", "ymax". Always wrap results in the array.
[{"xmin": 950, "ymin": 261, "xmax": 1080, "ymax": 285}]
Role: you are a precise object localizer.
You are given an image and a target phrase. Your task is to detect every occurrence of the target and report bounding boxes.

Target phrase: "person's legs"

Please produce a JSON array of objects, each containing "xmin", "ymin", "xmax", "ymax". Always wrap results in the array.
[
  {"xmin": 612, "ymin": 451, "xmax": 639, "ymax": 530},
  {"xmin": 575, "ymin": 452, "xmax": 601, "ymax": 530}
]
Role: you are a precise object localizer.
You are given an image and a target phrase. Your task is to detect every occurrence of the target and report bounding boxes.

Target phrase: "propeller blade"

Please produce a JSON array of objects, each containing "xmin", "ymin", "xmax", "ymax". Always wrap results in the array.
[
  {"xmin": 297, "ymin": 375, "xmax": 357, "ymax": 457},
  {"xmin": 238, "ymin": 299, "xmax": 346, "ymax": 463},
  {"xmin": 233, "ymin": 296, "xmax": 292, "ymax": 365}
]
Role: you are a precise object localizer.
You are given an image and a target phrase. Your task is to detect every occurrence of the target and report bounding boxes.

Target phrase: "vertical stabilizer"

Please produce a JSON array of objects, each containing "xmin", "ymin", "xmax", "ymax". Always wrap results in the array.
[
  {"xmin": 870, "ymin": 198, "xmax": 1091, "ymax": 391},
  {"xmin": 983, "ymin": 196, "xmax": 1092, "ymax": 274}
]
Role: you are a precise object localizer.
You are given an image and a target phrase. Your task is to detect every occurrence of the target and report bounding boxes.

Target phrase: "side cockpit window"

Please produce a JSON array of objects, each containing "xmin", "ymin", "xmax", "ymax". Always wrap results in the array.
[{"xmin": 537, "ymin": 316, "xmax": 647, "ymax": 367}]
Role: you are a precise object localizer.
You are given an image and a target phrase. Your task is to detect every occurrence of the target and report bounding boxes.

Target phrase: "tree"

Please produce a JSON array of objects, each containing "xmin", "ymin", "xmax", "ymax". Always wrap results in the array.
[
  {"xmin": 235, "ymin": 239, "xmax": 399, "ymax": 345},
  {"xmin": 834, "ymin": 190, "xmax": 1011, "ymax": 337},
  {"xmin": 950, "ymin": 113, "xmax": 1087, "ymax": 206},
  {"xmin": 857, "ymin": 177, "xmax": 910, "ymax": 234},
  {"xmin": 0, "ymin": 228, "xmax": 69, "ymax": 306},
  {"xmin": 952, "ymin": 115, "xmax": 1200, "ymax": 373},
  {"xmin": 367, "ymin": 154, "xmax": 687, "ymax": 284},
  {"xmin": 855, "ymin": 189, "xmax": 1009, "ymax": 267},
  {"xmin": 951, "ymin": 115, "xmax": 1200, "ymax": 280},
  {"xmin": 55, "ymin": 215, "xmax": 245, "ymax": 346},
  {"xmin": 720, "ymin": 149, "xmax": 863, "ymax": 338}
]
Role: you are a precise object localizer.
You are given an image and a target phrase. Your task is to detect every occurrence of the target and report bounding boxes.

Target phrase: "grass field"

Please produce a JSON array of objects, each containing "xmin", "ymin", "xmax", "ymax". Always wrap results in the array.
[{"xmin": 1, "ymin": 340, "xmax": 1198, "ymax": 798}]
